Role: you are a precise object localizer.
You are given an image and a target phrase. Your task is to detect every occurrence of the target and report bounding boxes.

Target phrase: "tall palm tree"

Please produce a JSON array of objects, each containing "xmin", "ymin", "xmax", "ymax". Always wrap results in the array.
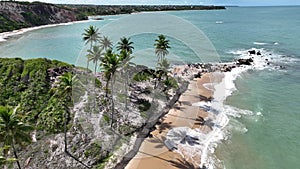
[
  {"xmin": 119, "ymin": 50, "xmax": 135, "ymax": 112},
  {"xmin": 100, "ymin": 36, "xmax": 113, "ymax": 52},
  {"xmin": 56, "ymin": 73, "xmax": 90, "ymax": 168},
  {"xmin": 154, "ymin": 34, "xmax": 171, "ymax": 63},
  {"xmin": 101, "ymin": 49, "xmax": 121, "ymax": 127},
  {"xmin": 87, "ymin": 45, "xmax": 103, "ymax": 73},
  {"xmin": 0, "ymin": 106, "xmax": 33, "ymax": 169},
  {"xmin": 117, "ymin": 37, "xmax": 134, "ymax": 54},
  {"xmin": 117, "ymin": 37, "xmax": 134, "ymax": 112},
  {"xmin": 82, "ymin": 26, "xmax": 101, "ymax": 73}
]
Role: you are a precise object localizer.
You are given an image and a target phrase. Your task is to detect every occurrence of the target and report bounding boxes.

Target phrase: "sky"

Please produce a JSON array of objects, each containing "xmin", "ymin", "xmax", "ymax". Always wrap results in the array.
[{"xmin": 18, "ymin": 0, "xmax": 300, "ymax": 6}]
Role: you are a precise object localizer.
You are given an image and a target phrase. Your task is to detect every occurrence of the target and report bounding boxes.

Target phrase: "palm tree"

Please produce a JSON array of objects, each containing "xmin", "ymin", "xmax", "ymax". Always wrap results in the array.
[
  {"xmin": 101, "ymin": 49, "xmax": 121, "ymax": 127},
  {"xmin": 119, "ymin": 50, "xmax": 135, "ymax": 111},
  {"xmin": 154, "ymin": 34, "xmax": 171, "ymax": 63},
  {"xmin": 117, "ymin": 37, "xmax": 134, "ymax": 112},
  {"xmin": 82, "ymin": 26, "xmax": 101, "ymax": 73},
  {"xmin": 156, "ymin": 58, "xmax": 170, "ymax": 79},
  {"xmin": 0, "ymin": 106, "xmax": 33, "ymax": 169},
  {"xmin": 117, "ymin": 37, "xmax": 134, "ymax": 54},
  {"xmin": 87, "ymin": 45, "xmax": 103, "ymax": 73},
  {"xmin": 56, "ymin": 73, "xmax": 90, "ymax": 168},
  {"xmin": 100, "ymin": 36, "xmax": 113, "ymax": 52}
]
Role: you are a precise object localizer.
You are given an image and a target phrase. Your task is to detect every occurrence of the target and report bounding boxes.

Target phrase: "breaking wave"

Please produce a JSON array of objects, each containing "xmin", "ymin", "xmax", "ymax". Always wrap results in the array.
[{"xmin": 174, "ymin": 48, "xmax": 299, "ymax": 169}]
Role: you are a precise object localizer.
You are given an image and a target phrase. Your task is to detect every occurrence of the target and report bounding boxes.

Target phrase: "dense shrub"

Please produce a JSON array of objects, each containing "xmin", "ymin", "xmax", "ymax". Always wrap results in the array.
[{"xmin": 0, "ymin": 58, "xmax": 73, "ymax": 132}]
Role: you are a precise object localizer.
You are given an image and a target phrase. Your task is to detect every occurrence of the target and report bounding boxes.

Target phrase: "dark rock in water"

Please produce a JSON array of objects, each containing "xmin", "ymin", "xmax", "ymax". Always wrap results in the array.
[
  {"xmin": 267, "ymin": 62, "xmax": 270, "ymax": 65},
  {"xmin": 280, "ymin": 65, "xmax": 286, "ymax": 69},
  {"xmin": 248, "ymin": 50, "xmax": 256, "ymax": 55},
  {"xmin": 237, "ymin": 58, "xmax": 253, "ymax": 65},
  {"xmin": 265, "ymin": 59, "xmax": 269, "ymax": 61},
  {"xmin": 257, "ymin": 51, "xmax": 261, "ymax": 55},
  {"xmin": 225, "ymin": 67, "xmax": 232, "ymax": 72}
]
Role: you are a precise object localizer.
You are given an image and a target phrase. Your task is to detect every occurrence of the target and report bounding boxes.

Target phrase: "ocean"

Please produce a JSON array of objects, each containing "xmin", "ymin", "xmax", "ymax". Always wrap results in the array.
[{"xmin": 0, "ymin": 6, "xmax": 299, "ymax": 169}]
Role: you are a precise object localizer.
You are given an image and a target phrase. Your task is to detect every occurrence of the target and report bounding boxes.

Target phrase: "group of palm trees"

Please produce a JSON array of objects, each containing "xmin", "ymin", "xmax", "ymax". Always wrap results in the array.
[
  {"xmin": 82, "ymin": 25, "xmax": 136, "ymax": 128},
  {"xmin": 82, "ymin": 25, "xmax": 172, "ymax": 127}
]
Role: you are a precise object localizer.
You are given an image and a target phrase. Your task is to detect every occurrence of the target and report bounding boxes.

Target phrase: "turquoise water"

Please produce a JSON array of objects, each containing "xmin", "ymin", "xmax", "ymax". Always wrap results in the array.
[{"xmin": 0, "ymin": 6, "xmax": 299, "ymax": 169}]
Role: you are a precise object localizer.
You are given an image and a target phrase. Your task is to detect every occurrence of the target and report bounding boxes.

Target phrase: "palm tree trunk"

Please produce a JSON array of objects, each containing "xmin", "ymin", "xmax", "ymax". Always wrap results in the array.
[
  {"xmin": 93, "ymin": 61, "xmax": 97, "ymax": 110},
  {"xmin": 63, "ymin": 109, "xmax": 90, "ymax": 168},
  {"xmin": 11, "ymin": 141, "xmax": 21, "ymax": 169},
  {"xmin": 110, "ymin": 76, "xmax": 115, "ymax": 128},
  {"xmin": 105, "ymin": 77, "xmax": 110, "ymax": 97},
  {"xmin": 86, "ymin": 42, "xmax": 93, "ymax": 83},
  {"xmin": 125, "ymin": 70, "xmax": 128, "ymax": 111},
  {"xmin": 86, "ymin": 61, "xmax": 89, "ymax": 83},
  {"xmin": 94, "ymin": 61, "xmax": 97, "ymax": 74},
  {"xmin": 64, "ymin": 110, "xmax": 68, "ymax": 153}
]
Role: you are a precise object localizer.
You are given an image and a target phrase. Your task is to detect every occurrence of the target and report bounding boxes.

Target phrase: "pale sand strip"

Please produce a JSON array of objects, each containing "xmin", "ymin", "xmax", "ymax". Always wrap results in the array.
[{"xmin": 126, "ymin": 73, "xmax": 223, "ymax": 169}]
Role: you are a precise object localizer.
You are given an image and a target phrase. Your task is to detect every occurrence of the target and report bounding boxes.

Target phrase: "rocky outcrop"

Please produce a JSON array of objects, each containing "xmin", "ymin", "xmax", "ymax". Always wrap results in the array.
[
  {"xmin": 237, "ymin": 58, "xmax": 254, "ymax": 65},
  {"xmin": 0, "ymin": 1, "xmax": 78, "ymax": 32}
]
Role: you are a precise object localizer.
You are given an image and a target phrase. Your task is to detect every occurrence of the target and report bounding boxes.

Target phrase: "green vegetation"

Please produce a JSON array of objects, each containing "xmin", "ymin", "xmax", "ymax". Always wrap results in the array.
[
  {"xmin": 0, "ymin": 106, "xmax": 33, "ymax": 169},
  {"xmin": 0, "ymin": 58, "xmax": 73, "ymax": 131},
  {"xmin": 70, "ymin": 5, "xmax": 226, "ymax": 20},
  {"xmin": 0, "ymin": 14, "xmax": 28, "ymax": 32}
]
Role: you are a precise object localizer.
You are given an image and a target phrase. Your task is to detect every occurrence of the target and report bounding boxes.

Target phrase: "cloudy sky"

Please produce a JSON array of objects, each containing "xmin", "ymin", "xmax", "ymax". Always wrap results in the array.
[{"xmin": 19, "ymin": 0, "xmax": 300, "ymax": 6}]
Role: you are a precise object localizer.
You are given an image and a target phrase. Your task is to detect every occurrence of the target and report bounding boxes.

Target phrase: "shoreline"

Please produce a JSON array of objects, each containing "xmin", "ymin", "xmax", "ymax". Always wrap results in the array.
[
  {"xmin": 125, "ymin": 72, "xmax": 224, "ymax": 169},
  {"xmin": 123, "ymin": 54, "xmax": 267, "ymax": 169},
  {"xmin": 0, "ymin": 20, "xmax": 95, "ymax": 42}
]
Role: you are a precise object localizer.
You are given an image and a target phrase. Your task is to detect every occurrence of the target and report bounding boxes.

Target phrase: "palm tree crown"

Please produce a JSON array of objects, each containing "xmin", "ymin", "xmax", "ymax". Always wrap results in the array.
[
  {"xmin": 117, "ymin": 37, "xmax": 134, "ymax": 54},
  {"xmin": 0, "ymin": 106, "xmax": 33, "ymax": 169},
  {"xmin": 82, "ymin": 25, "xmax": 101, "ymax": 46},
  {"xmin": 87, "ymin": 45, "xmax": 104, "ymax": 73},
  {"xmin": 154, "ymin": 34, "xmax": 171, "ymax": 62},
  {"xmin": 100, "ymin": 36, "xmax": 113, "ymax": 51},
  {"xmin": 101, "ymin": 50, "xmax": 121, "ymax": 84},
  {"xmin": 82, "ymin": 25, "xmax": 101, "ymax": 73}
]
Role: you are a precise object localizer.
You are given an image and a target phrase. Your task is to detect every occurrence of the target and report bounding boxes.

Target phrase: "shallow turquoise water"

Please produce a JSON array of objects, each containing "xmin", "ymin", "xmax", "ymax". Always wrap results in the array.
[{"xmin": 0, "ymin": 6, "xmax": 299, "ymax": 169}]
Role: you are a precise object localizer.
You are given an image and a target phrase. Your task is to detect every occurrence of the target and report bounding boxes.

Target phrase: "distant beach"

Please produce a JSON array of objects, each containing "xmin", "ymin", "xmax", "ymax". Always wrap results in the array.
[{"xmin": 0, "ymin": 20, "xmax": 94, "ymax": 42}]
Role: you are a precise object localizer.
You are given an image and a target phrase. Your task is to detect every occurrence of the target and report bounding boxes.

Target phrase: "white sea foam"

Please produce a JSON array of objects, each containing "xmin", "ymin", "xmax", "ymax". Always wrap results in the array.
[
  {"xmin": 192, "ymin": 48, "xmax": 298, "ymax": 169},
  {"xmin": 253, "ymin": 42, "xmax": 268, "ymax": 45}
]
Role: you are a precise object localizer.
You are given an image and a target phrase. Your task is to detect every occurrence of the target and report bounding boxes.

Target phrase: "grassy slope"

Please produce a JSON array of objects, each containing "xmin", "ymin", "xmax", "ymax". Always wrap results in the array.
[{"xmin": 0, "ymin": 58, "xmax": 73, "ymax": 132}]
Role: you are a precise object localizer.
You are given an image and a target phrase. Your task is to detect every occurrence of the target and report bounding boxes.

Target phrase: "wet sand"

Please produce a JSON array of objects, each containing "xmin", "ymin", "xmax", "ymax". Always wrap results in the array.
[{"xmin": 125, "ymin": 73, "xmax": 223, "ymax": 169}]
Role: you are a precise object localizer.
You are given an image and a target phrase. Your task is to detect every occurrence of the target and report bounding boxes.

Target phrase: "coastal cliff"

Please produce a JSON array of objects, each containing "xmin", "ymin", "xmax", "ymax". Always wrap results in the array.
[
  {"xmin": 0, "ymin": 1, "xmax": 225, "ymax": 33},
  {"xmin": 0, "ymin": 1, "xmax": 78, "ymax": 32}
]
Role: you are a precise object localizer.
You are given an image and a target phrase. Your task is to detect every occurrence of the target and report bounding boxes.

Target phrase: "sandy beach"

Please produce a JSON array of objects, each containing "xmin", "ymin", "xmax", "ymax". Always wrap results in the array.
[
  {"xmin": 0, "ymin": 20, "xmax": 94, "ymax": 42},
  {"xmin": 125, "ymin": 73, "xmax": 224, "ymax": 169}
]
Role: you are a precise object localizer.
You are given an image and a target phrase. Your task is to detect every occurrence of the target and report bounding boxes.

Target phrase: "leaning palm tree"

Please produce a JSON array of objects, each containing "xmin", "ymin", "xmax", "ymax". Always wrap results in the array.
[
  {"xmin": 56, "ymin": 72, "xmax": 90, "ymax": 168},
  {"xmin": 82, "ymin": 26, "xmax": 101, "ymax": 74},
  {"xmin": 117, "ymin": 37, "xmax": 134, "ymax": 54},
  {"xmin": 154, "ymin": 34, "xmax": 171, "ymax": 63},
  {"xmin": 87, "ymin": 45, "xmax": 104, "ymax": 73},
  {"xmin": 100, "ymin": 36, "xmax": 113, "ymax": 52},
  {"xmin": 101, "ymin": 49, "xmax": 121, "ymax": 127},
  {"xmin": 0, "ymin": 106, "xmax": 33, "ymax": 169}
]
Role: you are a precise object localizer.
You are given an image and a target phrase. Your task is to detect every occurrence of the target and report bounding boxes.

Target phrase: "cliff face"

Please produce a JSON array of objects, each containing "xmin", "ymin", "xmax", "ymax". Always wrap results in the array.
[{"xmin": 0, "ymin": 1, "xmax": 78, "ymax": 32}]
